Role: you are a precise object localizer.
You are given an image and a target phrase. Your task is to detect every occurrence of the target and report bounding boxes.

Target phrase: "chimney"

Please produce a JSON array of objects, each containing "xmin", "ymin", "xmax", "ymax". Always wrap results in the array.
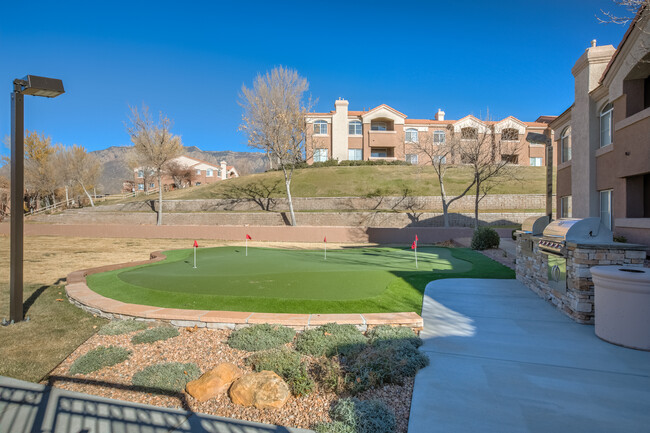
[
  {"xmin": 220, "ymin": 161, "xmax": 227, "ymax": 180},
  {"xmin": 435, "ymin": 108, "xmax": 445, "ymax": 121}
]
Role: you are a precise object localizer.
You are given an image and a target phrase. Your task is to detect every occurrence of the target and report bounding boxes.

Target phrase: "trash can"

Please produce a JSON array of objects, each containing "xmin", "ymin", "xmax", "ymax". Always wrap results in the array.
[{"xmin": 591, "ymin": 266, "xmax": 650, "ymax": 351}]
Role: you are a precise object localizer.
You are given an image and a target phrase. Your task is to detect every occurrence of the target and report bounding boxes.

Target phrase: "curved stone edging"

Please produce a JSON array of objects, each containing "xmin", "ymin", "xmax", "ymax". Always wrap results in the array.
[{"xmin": 65, "ymin": 250, "xmax": 423, "ymax": 331}]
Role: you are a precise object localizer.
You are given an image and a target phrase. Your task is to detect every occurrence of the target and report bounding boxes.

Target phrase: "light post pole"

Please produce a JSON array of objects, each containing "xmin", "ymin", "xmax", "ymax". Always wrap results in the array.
[{"xmin": 9, "ymin": 75, "xmax": 64, "ymax": 324}]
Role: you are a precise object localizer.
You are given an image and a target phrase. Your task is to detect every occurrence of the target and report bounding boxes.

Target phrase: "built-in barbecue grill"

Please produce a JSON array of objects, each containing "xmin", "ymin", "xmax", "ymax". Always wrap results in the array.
[
  {"xmin": 520, "ymin": 215, "xmax": 550, "ymax": 236},
  {"xmin": 538, "ymin": 218, "xmax": 614, "ymax": 294},
  {"xmin": 539, "ymin": 217, "xmax": 613, "ymax": 255}
]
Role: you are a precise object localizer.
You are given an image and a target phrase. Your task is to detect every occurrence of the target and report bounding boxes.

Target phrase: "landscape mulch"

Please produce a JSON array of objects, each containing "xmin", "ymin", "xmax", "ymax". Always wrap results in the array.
[{"xmin": 45, "ymin": 326, "xmax": 414, "ymax": 432}]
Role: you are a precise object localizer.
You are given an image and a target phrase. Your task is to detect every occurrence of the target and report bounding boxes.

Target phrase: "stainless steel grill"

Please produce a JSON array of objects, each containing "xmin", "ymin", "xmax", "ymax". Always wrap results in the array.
[
  {"xmin": 520, "ymin": 216, "xmax": 550, "ymax": 236},
  {"xmin": 539, "ymin": 217, "xmax": 613, "ymax": 255}
]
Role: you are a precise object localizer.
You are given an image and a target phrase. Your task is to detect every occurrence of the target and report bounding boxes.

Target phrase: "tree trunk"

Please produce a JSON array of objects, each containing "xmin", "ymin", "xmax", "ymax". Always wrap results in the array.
[
  {"xmin": 157, "ymin": 173, "xmax": 163, "ymax": 226},
  {"xmin": 282, "ymin": 169, "xmax": 296, "ymax": 226},
  {"xmin": 442, "ymin": 201, "xmax": 450, "ymax": 228},
  {"xmin": 65, "ymin": 186, "xmax": 69, "ymax": 207},
  {"xmin": 79, "ymin": 182, "xmax": 95, "ymax": 207},
  {"xmin": 474, "ymin": 176, "xmax": 480, "ymax": 229}
]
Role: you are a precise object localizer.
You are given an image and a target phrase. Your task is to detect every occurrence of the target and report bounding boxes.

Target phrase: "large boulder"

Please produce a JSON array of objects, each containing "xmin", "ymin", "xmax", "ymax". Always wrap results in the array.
[
  {"xmin": 229, "ymin": 370, "xmax": 290, "ymax": 409},
  {"xmin": 186, "ymin": 363, "xmax": 243, "ymax": 402}
]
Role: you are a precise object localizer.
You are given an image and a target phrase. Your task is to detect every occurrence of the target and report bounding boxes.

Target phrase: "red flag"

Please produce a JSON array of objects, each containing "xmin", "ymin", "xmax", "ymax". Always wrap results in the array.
[
  {"xmin": 415, "ymin": 234, "xmax": 419, "ymax": 242},
  {"xmin": 193, "ymin": 240, "xmax": 198, "ymax": 248},
  {"xmin": 324, "ymin": 236, "xmax": 327, "ymax": 243},
  {"xmin": 246, "ymin": 234, "xmax": 252, "ymax": 240},
  {"xmin": 411, "ymin": 241, "xmax": 416, "ymax": 250}
]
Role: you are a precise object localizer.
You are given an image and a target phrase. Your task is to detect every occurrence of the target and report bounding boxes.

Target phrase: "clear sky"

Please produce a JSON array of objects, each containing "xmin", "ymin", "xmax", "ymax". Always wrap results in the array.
[{"xmin": 0, "ymin": 0, "xmax": 633, "ymax": 158}]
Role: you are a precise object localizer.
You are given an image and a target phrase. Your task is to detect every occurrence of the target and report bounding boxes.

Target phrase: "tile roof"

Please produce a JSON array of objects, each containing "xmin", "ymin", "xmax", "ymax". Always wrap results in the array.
[{"xmin": 600, "ymin": 3, "xmax": 647, "ymax": 84}]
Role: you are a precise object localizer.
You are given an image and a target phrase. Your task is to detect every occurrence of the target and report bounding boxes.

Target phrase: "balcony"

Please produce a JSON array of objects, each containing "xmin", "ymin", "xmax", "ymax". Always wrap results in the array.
[{"xmin": 368, "ymin": 130, "xmax": 397, "ymax": 147}]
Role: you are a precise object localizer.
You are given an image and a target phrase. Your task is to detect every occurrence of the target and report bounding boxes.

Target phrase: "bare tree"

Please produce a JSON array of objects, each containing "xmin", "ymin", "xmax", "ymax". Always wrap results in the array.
[
  {"xmin": 411, "ymin": 127, "xmax": 476, "ymax": 227},
  {"xmin": 598, "ymin": 0, "xmax": 648, "ymax": 25},
  {"xmin": 0, "ymin": 175, "xmax": 9, "ymax": 221},
  {"xmin": 23, "ymin": 131, "xmax": 58, "ymax": 209},
  {"xmin": 62, "ymin": 144, "xmax": 102, "ymax": 207},
  {"xmin": 239, "ymin": 66, "xmax": 313, "ymax": 226},
  {"xmin": 126, "ymin": 104, "xmax": 183, "ymax": 225},
  {"xmin": 164, "ymin": 159, "xmax": 194, "ymax": 189}
]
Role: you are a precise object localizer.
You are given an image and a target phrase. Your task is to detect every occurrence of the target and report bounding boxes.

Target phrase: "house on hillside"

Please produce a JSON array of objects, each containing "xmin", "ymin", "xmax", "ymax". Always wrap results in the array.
[
  {"xmin": 549, "ymin": 4, "xmax": 650, "ymax": 247},
  {"xmin": 305, "ymin": 99, "xmax": 557, "ymax": 167},
  {"xmin": 125, "ymin": 155, "xmax": 239, "ymax": 192}
]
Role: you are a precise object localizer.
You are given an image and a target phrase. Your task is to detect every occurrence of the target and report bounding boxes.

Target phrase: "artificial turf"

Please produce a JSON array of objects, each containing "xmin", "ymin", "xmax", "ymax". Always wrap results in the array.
[{"xmin": 86, "ymin": 246, "xmax": 514, "ymax": 314}]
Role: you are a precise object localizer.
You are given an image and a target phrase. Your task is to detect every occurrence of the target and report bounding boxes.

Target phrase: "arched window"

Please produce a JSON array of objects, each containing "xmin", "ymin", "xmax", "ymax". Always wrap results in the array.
[
  {"xmin": 501, "ymin": 128, "xmax": 519, "ymax": 141},
  {"xmin": 561, "ymin": 126, "xmax": 571, "ymax": 163},
  {"xmin": 314, "ymin": 120, "xmax": 328, "ymax": 135},
  {"xmin": 348, "ymin": 120, "xmax": 362, "ymax": 135},
  {"xmin": 405, "ymin": 128, "xmax": 418, "ymax": 143},
  {"xmin": 600, "ymin": 102, "xmax": 613, "ymax": 147}
]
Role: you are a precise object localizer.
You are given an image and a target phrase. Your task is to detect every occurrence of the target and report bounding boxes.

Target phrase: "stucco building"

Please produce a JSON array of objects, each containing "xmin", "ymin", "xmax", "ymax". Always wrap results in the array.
[
  {"xmin": 305, "ymin": 99, "xmax": 555, "ymax": 167},
  {"xmin": 130, "ymin": 155, "xmax": 238, "ymax": 192},
  {"xmin": 550, "ymin": 5, "xmax": 650, "ymax": 247}
]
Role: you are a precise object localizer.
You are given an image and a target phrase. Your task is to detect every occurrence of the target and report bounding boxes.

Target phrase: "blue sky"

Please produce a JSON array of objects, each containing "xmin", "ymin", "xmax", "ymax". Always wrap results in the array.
[{"xmin": 0, "ymin": 0, "xmax": 632, "ymax": 157}]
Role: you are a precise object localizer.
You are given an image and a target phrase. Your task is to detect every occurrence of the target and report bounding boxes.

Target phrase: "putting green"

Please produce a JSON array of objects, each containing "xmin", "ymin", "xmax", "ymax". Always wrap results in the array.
[{"xmin": 87, "ymin": 246, "xmax": 513, "ymax": 314}]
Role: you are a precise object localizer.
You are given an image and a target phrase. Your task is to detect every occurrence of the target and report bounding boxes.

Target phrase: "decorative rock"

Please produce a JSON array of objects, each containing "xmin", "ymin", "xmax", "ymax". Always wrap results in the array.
[
  {"xmin": 186, "ymin": 363, "xmax": 242, "ymax": 402},
  {"xmin": 229, "ymin": 370, "xmax": 290, "ymax": 409}
]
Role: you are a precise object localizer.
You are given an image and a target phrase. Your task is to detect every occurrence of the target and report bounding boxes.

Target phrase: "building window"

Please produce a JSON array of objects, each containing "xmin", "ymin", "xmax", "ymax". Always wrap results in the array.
[
  {"xmin": 206, "ymin": 169, "xmax": 213, "ymax": 177},
  {"xmin": 501, "ymin": 128, "xmax": 519, "ymax": 141},
  {"xmin": 560, "ymin": 196, "xmax": 572, "ymax": 218},
  {"xmin": 138, "ymin": 183, "xmax": 144, "ymax": 191},
  {"xmin": 348, "ymin": 149, "xmax": 362, "ymax": 160},
  {"xmin": 405, "ymin": 128, "xmax": 418, "ymax": 143},
  {"xmin": 406, "ymin": 154, "xmax": 418, "ymax": 165},
  {"xmin": 371, "ymin": 121, "xmax": 387, "ymax": 131},
  {"xmin": 600, "ymin": 190, "xmax": 612, "ymax": 230},
  {"xmin": 433, "ymin": 155, "xmax": 447, "ymax": 164},
  {"xmin": 433, "ymin": 131, "xmax": 446, "ymax": 144},
  {"xmin": 600, "ymin": 102, "xmax": 613, "ymax": 148},
  {"xmin": 349, "ymin": 120, "xmax": 362, "ymax": 135},
  {"xmin": 149, "ymin": 183, "xmax": 155, "ymax": 189},
  {"xmin": 196, "ymin": 169, "xmax": 201, "ymax": 175},
  {"xmin": 461, "ymin": 127, "xmax": 478, "ymax": 139},
  {"xmin": 196, "ymin": 182, "xmax": 201, "ymax": 186},
  {"xmin": 137, "ymin": 169, "xmax": 144, "ymax": 178},
  {"xmin": 560, "ymin": 127, "xmax": 571, "ymax": 163},
  {"xmin": 371, "ymin": 149, "xmax": 387, "ymax": 158},
  {"xmin": 502, "ymin": 154, "xmax": 519, "ymax": 164},
  {"xmin": 530, "ymin": 157, "xmax": 542, "ymax": 166},
  {"xmin": 314, "ymin": 120, "xmax": 328, "ymax": 135},
  {"xmin": 314, "ymin": 148, "xmax": 328, "ymax": 162}
]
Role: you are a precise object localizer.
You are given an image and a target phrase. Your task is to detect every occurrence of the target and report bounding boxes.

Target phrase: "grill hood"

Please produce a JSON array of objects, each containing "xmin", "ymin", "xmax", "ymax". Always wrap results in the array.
[{"xmin": 542, "ymin": 217, "xmax": 613, "ymax": 244}]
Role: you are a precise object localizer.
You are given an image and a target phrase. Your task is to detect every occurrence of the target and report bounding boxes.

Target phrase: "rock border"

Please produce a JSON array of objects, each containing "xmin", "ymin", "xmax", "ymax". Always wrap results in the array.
[{"xmin": 65, "ymin": 251, "xmax": 423, "ymax": 331}]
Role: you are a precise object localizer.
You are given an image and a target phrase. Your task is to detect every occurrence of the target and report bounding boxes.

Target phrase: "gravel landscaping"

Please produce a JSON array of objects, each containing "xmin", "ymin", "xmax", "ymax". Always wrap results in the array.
[{"xmin": 45, "ymin": 323, "xmax": 419, "ymax": 432}]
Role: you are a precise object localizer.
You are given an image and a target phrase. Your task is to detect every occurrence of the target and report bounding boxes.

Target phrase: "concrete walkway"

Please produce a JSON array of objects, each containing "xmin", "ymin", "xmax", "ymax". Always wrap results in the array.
[
  {"xmin": 408, "ymin": 278, "xmax": 650, "ymax": 433},
  {"xmin": 0, "ymin": 376, "xmax": 312, "ymax": 433}
]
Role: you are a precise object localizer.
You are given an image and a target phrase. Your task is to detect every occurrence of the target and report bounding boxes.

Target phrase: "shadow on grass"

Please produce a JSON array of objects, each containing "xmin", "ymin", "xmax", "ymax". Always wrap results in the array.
[{"xmin": 22, "ymin": 278, "xmax": 66, "ymax": 317}]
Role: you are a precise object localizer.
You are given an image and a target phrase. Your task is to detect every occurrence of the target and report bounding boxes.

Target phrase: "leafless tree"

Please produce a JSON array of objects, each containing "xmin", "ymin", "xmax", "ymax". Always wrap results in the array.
[
  {"xmin": 23, "ymin": 131, "xmax": 59, "ymax": 209},
  {"xmin": 0, "ymin": 175, "xmax": 9, "ymax": 221},
  {"xmin": 126, "ymin": 104, "xmax": 183, "ymax": 225},
  {"xmin": 164, "ymin": 159, "xmax": 194, "ymax": 189},
  {"xmin": 239, "ymin": 66, "xmax": 313, "ymax": 226},
  {"xmin": 411, "ymin": 127, "xmax": 476, "ymax": 227},
  {"xmin": 597, "ymin": 0, "xmax": 648, "ymax": 25}
]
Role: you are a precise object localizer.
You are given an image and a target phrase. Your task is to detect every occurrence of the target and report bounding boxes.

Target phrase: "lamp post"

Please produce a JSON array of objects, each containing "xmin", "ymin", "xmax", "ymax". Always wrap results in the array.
[{"xmin": 10, "ymin": 75, "xmax": 64, "ymax": 323}]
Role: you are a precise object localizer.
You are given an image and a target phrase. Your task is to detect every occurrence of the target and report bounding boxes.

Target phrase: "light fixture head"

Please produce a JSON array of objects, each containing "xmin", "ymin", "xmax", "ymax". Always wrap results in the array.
[{"xmin": 20, "ymin": 75, "xmax": 65, "ymax": 98}]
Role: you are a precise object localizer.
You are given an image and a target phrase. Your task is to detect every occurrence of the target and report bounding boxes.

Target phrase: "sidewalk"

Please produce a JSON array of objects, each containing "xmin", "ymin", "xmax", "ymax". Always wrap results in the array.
[
  {"xmin": 408, "ymin": 278, "xmax": 650, "ymax": 432},
  {"xmin": 0, "ymin": 375, "xmax": 312, "ymax": 433}
]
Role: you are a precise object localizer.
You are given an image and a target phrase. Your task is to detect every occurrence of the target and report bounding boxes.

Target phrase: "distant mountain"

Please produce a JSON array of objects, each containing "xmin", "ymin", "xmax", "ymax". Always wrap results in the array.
[{"xmin": 91, "ymin": 146, "xmax": 269, "ymax": 193}]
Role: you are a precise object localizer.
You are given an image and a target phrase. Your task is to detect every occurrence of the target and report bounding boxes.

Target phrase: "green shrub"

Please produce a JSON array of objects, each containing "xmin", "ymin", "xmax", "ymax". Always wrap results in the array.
[
  {"xmin": 227, "ymin": 324, "xmax": 296, "ymax": 352},
  {"xmin": 511, "ymin": 229, "xmax": 518, "ymax": 241},
  {"xmin": 131, "ymin": 326, "xmax": 179, "ymax": 345},
  {"xmin": 98, "ymin": 320, "xmax": 149, "ymax": 336},
  {"xmin": 69, "ymin": 346, "xmax": 131, "ymax": 375},
  {"xmin": 366, "ymin": 325, "xmax": 422, "ymax": 348},
  {"xmin": 295, "ymin": 323, "xmax": 367, "ymax": 358},
  {"xmin": 314, "ymin": 357, "xmax": 341, "ymax": 393},
  {"xmin": 471, "ymin": 226, "xmax": 500, "ymax": 250},
  {"xmin": 346, "ymin": 340, "xmax": 429, "ymax": 393},
  {"xmin": 613, "ymin": 234, "xmax": 627, "ymax": 243},
  {"xmin": 314, "ymin": 398, "xmax": 396, "ymax": 433},
  {"xmin": 247, "ymin": 348, "xmax": 314, "ymax": 396},
  {"xmin": 132, "ymin": 362, "xmax": 201, "ymax": 394}
]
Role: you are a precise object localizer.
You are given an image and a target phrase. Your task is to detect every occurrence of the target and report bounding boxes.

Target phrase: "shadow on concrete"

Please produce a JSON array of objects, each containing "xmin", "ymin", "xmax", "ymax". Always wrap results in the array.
[{"xmin": 0, "ymin": 375, "xmax": 305, "ymax": 433}]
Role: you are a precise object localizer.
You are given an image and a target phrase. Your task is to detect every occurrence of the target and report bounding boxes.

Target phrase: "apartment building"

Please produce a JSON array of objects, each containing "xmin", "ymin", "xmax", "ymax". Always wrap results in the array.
[
  {"xmin": 130, "ymin": 155, "xmax": 239, "ymax": 192},
  {"xmin": 305, "ymin": 99, "xmax": 556, "ymax": 167},
  {"xmin": 550, "ymin": 5, "xmax": 650, "ymax": 246}
]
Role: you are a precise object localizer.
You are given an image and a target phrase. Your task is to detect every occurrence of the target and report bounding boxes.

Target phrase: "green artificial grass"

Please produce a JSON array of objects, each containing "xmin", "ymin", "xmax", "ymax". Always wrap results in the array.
[{"xmin": 87, "ymin": 246, "xmax": 514, "ymax": 314}]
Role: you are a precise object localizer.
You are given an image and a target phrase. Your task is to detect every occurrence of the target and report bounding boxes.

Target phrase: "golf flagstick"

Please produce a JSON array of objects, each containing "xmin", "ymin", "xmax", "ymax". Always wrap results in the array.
[
  {"xmin": 245, "ymin": 234, "xmax": 251, "ymax": 256},
  {"xmin": 193, "ymin": 240, "xmax": 198, "ymax": 268},
  {"xmin": 411, "ymin": 236, "xmax": 418, "ymax": 269},
  {"xmin": 324, "ymin": 236, "xmax": 327, "ymax": 260}
]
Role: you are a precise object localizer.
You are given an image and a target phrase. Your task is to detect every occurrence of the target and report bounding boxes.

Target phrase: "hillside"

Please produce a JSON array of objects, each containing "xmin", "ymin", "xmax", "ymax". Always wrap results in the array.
[
  {"xmin": 150, "ymin": 165, "xmax": 554, "ymax": 200},
  {"xmin": 92, "ymin": 146, "xmax": 269, "ymax": 193}
]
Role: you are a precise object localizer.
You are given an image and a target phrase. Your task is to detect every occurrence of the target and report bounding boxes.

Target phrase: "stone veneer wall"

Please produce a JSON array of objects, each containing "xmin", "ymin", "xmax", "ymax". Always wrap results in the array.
[{"xmin": 516, "ymin": 233, "xmax": 647, "ymax": 323}]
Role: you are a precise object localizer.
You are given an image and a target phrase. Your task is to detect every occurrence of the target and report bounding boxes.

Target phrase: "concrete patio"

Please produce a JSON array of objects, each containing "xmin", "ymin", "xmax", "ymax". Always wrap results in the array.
[{"xmin": 409, "ymin": 278, "xmax": 650, "ymax": 433}]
